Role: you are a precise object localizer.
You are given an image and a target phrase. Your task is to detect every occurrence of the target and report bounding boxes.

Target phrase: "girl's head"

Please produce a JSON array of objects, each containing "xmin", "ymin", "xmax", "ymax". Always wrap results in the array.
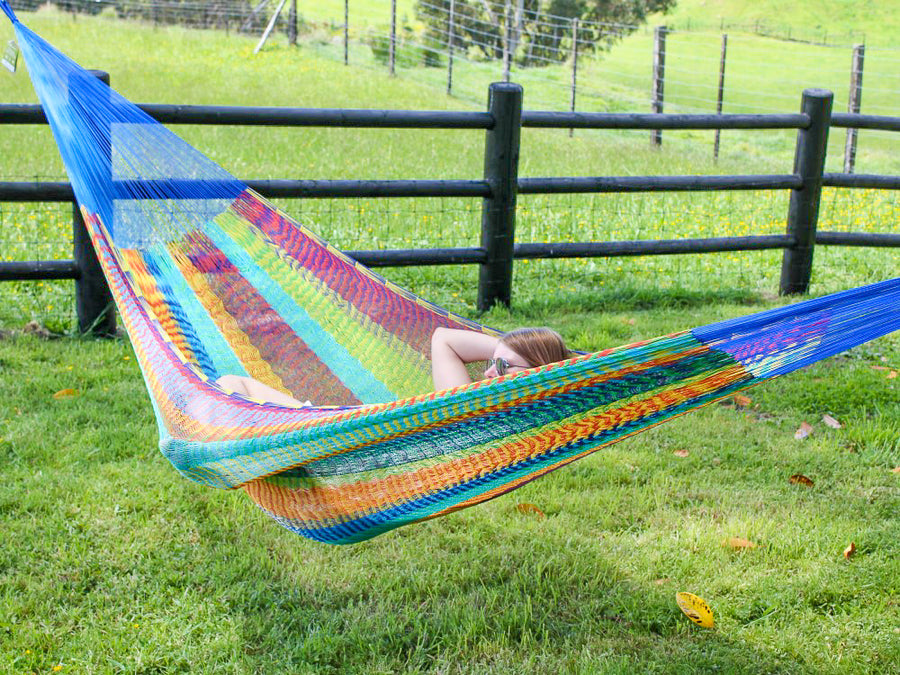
[{"xmin": 484, "ymin": 327, "xmax": 570, "ymax": 378}]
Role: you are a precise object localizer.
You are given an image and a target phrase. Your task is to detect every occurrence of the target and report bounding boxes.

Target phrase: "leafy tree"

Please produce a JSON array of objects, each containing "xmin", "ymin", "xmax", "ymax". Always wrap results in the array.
[{"xmin": 415, "ymin": 0, "xmax": 676, "ymax": 67}]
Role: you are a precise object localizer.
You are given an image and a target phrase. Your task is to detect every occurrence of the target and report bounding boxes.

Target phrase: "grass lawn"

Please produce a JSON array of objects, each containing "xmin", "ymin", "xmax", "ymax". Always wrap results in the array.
[
  {"xmin": 1, "ymin": 293, "xmax": 898, "ymax": 673},
  {"xmin": 0, "ymin": 7, "xmax": 898, "ymax": 674}
]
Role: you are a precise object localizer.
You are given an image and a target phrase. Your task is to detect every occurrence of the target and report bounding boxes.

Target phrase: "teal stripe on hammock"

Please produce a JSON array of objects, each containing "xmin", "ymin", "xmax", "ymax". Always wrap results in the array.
[
  {"xmin": 202, "ymin": 218, "xmax": 396, "ymax": 403},
  {"xmin": 141, "ymin": 245, "xmax": 249, "ymax": 378}
]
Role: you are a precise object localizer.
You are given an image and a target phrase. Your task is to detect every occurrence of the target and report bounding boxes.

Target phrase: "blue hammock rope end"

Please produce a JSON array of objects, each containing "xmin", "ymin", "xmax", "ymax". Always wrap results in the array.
[{"xmin": 1, "ymin": 1, "xmax": 18, "ymax": 24}]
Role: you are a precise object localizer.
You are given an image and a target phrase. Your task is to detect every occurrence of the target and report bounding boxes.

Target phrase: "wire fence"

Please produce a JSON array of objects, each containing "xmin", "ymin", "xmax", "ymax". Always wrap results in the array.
[
  {"xmin": 281, "ymin": 0, "xmax": 900, "ymax": 171},
  {"xmin": 4, "ymin": 184, "xmax": 897, "ymax": 331},
  {"xmin": 0, "ymin": 178, "xmax": 73, "ymax": 330},
  {"xmin": 11, "ymin": 1, "xmax": 898, "ymax": 167}
]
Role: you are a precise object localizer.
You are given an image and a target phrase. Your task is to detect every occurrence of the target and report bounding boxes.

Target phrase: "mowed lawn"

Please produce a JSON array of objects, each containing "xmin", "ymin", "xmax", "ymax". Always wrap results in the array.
[{"xmin": 0, "ymin": 8, "xmax": 898, "ymax": 675}]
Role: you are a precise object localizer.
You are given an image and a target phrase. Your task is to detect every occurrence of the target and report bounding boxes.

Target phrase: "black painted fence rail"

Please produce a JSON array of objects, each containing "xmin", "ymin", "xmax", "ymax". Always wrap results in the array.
[
  {"xmin": 2, "ymin": 81, "xmax": 899, "ymax": 335},
  {"xmin": 2, "ymin": 104, "xmax": 898, "ymax": 133}
]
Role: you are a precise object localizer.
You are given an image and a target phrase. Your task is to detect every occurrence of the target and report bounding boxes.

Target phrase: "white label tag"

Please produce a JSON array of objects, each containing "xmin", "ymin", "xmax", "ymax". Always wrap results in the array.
[{"xmin": 2, "ymin": 40, "xmax": 17, "ymax": 73}]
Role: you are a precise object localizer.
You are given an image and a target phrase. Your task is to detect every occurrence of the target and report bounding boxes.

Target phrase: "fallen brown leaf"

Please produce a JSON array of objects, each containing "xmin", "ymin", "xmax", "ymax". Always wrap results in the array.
[
  {"xmin": 891, "ymin": 467, "xmax": 900, "ymax": 474},
  {"xmin": 53, "ymin": 388, "xmax": 78, "ymax": 399},
  {"xmin": 23, "ymin": 320, "xmax": 58, "ymax": 340},
  {"xmin": 673, "ymin": 449, "xmax": 690, "ymax": 458},
  {"xmin": 843, "ymin": 542, "xmax": 856, "ymax": 559},
  {"xmin": 822, "ymin": 414, "xmax": 842, "ymax": 429},
  {"xmin": 789, "ymin": 474, "xmax": 815, "ymax": 487},
  {"xmin": 723, "ymin": 537, "xmax": 757, "ymax": 550},
  {"xmin": 794, "ymin": 422, "xmax": 814, "ymax": 440},
  {"xmin": 516, "ymin": 503, "xmax": 545, "ymax": 519},
  {"xmin": 732, "ymin": 394, "xmax": 752, "ymax": 408}
]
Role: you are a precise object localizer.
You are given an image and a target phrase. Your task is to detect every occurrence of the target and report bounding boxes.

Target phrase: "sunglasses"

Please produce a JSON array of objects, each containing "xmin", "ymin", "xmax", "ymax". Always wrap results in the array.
[{"xmin": 485, "ymin": 357, "xmax": 529, "ymax": 376}]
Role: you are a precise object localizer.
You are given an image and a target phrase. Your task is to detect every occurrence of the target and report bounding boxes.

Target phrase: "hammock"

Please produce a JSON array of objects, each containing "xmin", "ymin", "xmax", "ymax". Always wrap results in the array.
[{"xmin": 5, "ymin": 3, "xmax": 899, "ymax": 544}]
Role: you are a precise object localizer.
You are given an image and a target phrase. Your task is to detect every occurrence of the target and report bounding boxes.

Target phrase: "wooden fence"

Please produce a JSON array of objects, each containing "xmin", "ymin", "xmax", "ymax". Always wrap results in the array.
[{"xmin": 1, "ymin": 80, "xmax": 899, "ymax": 335}]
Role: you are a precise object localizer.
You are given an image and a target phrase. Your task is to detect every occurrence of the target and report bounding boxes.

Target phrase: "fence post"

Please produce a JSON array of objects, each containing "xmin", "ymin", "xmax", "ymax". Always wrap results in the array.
[
  {"xmin": 569, "ymin": 18, "xmax": 579, "ymax": 138},
  {"xmin": 287, "ymin": 0, "xmax": 297, "ymax": 45},
  {"xmin": 73, "ymin": 70, "xmax": 115, "ymax": 336},
  {"xmin": 651, "ymin": 25, "xmax": 667, "ymax": 146},
  {"xmin": 478, "ymin": 82, "xmax": 523, "ymax": 311},
  {"xmin": 389, "ymin": 0, "xmax": 396, "ymax": 76},
  {"xmin": 503, "ymin": 2, "xmax": 511, "ymax": 83},
  {"xmin": 343, "ymin": 0, "xmax": 349, "ymax": 65},
  {"xmin": 780, "ymin": 88, "xmax": 833, "ymax": 295},
  {"xmin": 713, "ymin": 33, "xmax": 728, "ymax": 161},
  {"xmin": 843, "ymin": 43, "xmax": 865, "ymax": 173},
  {"xmin": 447, "ymin": 0, "xmax": 455, "ymax": 95}
]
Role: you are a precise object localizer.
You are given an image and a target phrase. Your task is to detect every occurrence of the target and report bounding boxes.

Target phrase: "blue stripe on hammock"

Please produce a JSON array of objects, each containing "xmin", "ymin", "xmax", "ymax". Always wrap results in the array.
[
  {"xmin": 693, "ymin": 277, "xmax": 900, "ymax": 377},
  {"xmin": 141, "ymin": 245, "xmax": 248, "ymax": 379}
]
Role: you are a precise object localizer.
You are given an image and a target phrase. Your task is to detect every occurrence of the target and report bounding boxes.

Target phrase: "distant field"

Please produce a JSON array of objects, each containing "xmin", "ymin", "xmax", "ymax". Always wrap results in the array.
[{"xmin": 650, "ymin": 0, "xmax": 898, "ymax": 46}]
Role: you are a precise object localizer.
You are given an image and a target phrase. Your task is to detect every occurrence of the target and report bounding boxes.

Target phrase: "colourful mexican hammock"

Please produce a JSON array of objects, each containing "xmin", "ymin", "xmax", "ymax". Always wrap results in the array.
[{"xmin": 5, "ymin": 3, "xmax": 899, "ymax": 544}]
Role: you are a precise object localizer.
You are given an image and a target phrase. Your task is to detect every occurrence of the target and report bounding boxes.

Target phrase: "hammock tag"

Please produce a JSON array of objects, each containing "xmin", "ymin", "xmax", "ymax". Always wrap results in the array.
[{"xmin": 2, "ymin": 40, "xmax": 17, "ymax": 73}]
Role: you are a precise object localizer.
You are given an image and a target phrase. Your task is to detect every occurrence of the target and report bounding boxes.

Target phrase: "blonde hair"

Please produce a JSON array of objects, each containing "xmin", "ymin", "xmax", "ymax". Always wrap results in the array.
[{"xmin": 500, "ymin": 327, "xmax": 570, "ymax": 368}]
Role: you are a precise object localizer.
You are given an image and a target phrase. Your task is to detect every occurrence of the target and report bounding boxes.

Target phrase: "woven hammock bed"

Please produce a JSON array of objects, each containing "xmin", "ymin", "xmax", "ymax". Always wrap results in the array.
[{"xmin": 4, "ymin": 1, "xmax": 898, "ymax": 544}]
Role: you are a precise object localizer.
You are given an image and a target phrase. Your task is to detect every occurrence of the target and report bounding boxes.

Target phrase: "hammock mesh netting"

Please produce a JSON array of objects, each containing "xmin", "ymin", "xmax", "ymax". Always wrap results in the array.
[{"xmin": 4, "ymin": 2, "xmax": 898, "ymax": 544}]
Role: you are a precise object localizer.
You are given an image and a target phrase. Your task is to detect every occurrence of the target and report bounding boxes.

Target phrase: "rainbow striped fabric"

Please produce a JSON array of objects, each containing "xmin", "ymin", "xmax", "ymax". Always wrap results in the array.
[{"xmin": 6, "ymin": 1, "xmax": 899, "ymax": 543}]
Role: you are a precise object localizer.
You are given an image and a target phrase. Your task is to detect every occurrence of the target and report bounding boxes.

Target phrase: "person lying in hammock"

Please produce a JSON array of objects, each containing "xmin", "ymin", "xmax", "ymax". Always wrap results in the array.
[
  {"xmin": 215, "ymin": 326, "xmax": 570, "ymax": 407},
  {"xmin": 430, "ymin": 326, "xmax": 571, "ymax": 390}
]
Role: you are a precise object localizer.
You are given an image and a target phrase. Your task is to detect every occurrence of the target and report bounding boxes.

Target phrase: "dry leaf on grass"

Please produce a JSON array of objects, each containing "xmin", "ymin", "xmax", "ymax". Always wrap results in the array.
[
  {"xmin": 789, "ymin": 474, "xmax": 815, "ymax": 487},
  {"xmin": 675, "ymin": 592, "xmax": 714, "ymax": 628},
  {"xmin": 843, "ymin": 542, "xmax": 856, "ymax": 559},
  {"xmin": 822, "ymin": 414, "xmax": 842, "ymax": 429},
  {"xmin": 888, "ymin": 371, "xmax": 898, "ymax": 379},
  {"xmin": 732, "ymin": 394, "xmax": 753, "ymax": 408},
  {"xmin": 23, "ymin": 320, "xmax": 58, "ymax": 340},
  {"xmin": 723, "ymin": 537, "xmax": 757, "ymax": 550},
  {"xmin": 516, "ymin": 503, "xmax": 545, "ymax": 519},
  {"xmin": 794, "ymin": 422, "xmax": 814, "ymax": 440},
  {"xmin": 53, "ymin": 388, "xmax": 78, "ymax": 399},
  {"xmin": 892, "ymin": 467, "xmax": 900, "ymax": 474},
  {"xmin": 673, "ymin": 449, "xmax": 690, "ymax": 458}
]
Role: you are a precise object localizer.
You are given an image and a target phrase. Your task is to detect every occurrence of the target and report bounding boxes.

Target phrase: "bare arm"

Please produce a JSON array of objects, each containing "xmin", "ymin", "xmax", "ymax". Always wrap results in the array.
[
  {"xmin": 215, "ymin": 374, "xmax": 310, "ymax": 407},
  {"xmin": 431, "ymin": 327, "xmax": 499, "ymax": 391}
]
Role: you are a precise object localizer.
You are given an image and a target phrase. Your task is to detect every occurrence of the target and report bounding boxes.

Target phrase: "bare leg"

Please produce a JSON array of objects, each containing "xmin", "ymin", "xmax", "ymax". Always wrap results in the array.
[{"xmin": 215, "ymin": 374, "xmax": 309, "ymax": 407}]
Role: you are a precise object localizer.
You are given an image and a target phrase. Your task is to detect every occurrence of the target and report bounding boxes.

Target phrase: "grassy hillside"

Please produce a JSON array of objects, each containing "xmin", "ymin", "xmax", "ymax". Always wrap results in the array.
[
  {"xmin": 304, "ymin": 0, "xmax": 900, "ymax": 46},
  {"xmin": 652, "ymin": 0, "xmax": 899, "ymax": 46}
]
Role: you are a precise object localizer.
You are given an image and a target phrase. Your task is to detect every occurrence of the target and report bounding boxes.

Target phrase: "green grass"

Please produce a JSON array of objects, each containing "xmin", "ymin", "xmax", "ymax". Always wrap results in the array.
[
  {"xmin": 1, "ymin": 295, "xmax": 898, "ymax": 674},
  {"xmin": 651, "ymin": 0, "xmax": 899, "ymax": 46},
  {"xmin": 0, "ymin": 6, "xmax": 899, "ymax": 674}
]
